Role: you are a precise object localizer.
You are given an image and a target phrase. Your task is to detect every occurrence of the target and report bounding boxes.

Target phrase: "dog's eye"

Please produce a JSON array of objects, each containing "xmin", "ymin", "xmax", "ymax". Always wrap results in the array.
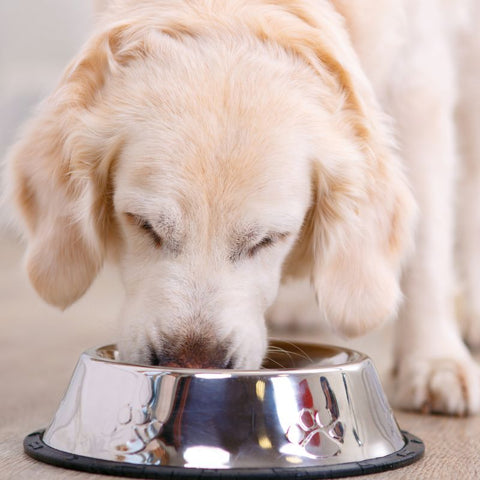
[
  {"xmin": 140, "ymin": 221, "xmax": 162, "ymax": 246},
  {"xmin": 248, "ymin": 235, "xmax": 274, "ymax": 257},
  {"xmin": 125, "ymin": 213, "xmax": 162, "ymax": 248},
  {"xmin": 248, "ymin": 232, "xmax": 291, "ymax": 258}
]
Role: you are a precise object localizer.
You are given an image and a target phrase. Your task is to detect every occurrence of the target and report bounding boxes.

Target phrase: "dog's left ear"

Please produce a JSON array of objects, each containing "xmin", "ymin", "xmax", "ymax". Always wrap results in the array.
[
  {"xmin": 6, "ymin": 26, "xmax": 127, "ymax": 309},
  {"xmin": 263, "ymin": 2, "xmax": 417, "ymax": 336}
]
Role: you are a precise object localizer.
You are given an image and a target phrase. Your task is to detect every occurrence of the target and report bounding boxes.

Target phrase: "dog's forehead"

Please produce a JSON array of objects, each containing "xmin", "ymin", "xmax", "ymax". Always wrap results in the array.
[
  {"xmin": 113, "ymin": 43, "xmax": 316, "ymax": 228},
  {"xmin": 115, "ymin": 147, "xmax": 310, "ymax": 242},
  {"xmin": 116, "ymin": 118, "xmax": 311, "ymax": 216}
]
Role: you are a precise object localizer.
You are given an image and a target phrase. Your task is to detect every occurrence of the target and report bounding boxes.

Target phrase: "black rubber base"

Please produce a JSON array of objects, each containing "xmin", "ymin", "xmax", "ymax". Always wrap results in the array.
[{"xmin": 24, "ymin": 430, "xmax": 424, "ymax": 479}]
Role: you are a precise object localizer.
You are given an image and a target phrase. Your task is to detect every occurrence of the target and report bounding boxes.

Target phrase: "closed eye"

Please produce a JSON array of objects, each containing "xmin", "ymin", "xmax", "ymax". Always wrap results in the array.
[
  {"xmin": 237, "ymin": 231, "xmax": 290, "ymax": 260},
  {"xmin": 248, "ymin": 235, "xmax": 275, "ymax": 257},
  {"xmin": 125, "ymin": 212, "xmax": 162, "ymax": 248}
]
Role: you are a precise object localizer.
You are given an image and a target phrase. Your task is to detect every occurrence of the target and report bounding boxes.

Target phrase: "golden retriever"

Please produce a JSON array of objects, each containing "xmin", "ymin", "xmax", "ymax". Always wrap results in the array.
[{"xmin": 6, "ymin": 0, "xmax": 480, "ymax": 415}]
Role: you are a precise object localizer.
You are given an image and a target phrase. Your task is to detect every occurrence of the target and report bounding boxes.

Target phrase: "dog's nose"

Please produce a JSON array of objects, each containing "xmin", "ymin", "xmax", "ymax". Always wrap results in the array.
[{"xmin": 147, "ymin": 335, "xmax": 234, "ymax": 369}]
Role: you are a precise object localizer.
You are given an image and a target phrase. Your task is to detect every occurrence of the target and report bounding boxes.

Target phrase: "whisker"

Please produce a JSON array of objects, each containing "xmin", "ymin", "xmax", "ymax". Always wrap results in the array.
[
  {"xmin": 268, "ymin": 349, "xmax": 312, "ymax": 361},
  {"xmin": 262, "ymin": 355, "xmax": 286, "ymax": 369},
  {"xmin": 272, "ymin": 340, "xmax": 313, "ymax": 363},
  {"xmin": 266, "ymin": 345, "xmax": 296, "ymax": 367},
  {"xmin": 267, "ymin": 348, "xmax": 310, "ymax": 360}
]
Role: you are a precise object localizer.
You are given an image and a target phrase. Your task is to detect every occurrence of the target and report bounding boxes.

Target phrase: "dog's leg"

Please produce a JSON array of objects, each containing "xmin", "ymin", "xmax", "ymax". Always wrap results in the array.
[
  {"xmin": 387, "ymin": 3, "xmax": 480, "ymax": 415},
  {"xmin": 456, "ymin": 4, "xmax": 480, "ymax": 350}
]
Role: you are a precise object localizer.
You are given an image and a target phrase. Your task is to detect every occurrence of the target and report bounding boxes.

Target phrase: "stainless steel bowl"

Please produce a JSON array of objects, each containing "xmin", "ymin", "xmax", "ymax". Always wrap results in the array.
[{"xmin": 25, "ymin": 341, "xmax": 424, "ymax": 478}]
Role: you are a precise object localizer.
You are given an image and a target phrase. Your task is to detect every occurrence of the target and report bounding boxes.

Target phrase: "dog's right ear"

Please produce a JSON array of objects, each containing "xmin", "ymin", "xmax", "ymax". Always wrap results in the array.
[{"xmin": 6, "ymin": 25, "xmax": 132, "ymax": 309}]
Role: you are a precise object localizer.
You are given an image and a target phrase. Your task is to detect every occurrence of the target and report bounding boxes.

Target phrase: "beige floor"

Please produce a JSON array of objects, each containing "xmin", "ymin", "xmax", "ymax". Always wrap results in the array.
[{"xmin": 1, "ymin": 234, "xmax": 479, "ymax": 480}]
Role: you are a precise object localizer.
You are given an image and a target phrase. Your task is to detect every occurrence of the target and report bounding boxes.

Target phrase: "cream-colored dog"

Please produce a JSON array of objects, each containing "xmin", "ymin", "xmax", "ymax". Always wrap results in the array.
[{"xmin": 6, "ymin": 0, "xmax": 480, "ymax": 415}]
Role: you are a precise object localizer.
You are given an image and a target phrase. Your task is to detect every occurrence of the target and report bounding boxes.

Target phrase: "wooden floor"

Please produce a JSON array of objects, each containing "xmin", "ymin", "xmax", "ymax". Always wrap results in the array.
[{"xmin": 1, "ymin": 234, "xmax": 479, "ymax": 480}]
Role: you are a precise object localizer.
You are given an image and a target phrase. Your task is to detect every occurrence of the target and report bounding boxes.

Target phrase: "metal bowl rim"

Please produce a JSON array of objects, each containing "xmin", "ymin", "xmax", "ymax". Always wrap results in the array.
[{"xmin": 85, "ymin": 340, "xmax": 370, "ymax": 378}]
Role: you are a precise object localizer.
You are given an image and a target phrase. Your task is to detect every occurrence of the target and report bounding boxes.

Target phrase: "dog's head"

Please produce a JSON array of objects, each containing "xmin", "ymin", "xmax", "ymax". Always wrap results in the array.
[{"xmin": 7, "ymin": 2, "xmax": 415, "ymax": 368}]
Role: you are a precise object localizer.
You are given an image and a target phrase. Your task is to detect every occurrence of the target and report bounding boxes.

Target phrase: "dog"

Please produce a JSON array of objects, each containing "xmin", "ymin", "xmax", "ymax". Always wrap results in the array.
[{"xmin": 6, "ymin": 0, "xmax": 480, "ymax": 416}]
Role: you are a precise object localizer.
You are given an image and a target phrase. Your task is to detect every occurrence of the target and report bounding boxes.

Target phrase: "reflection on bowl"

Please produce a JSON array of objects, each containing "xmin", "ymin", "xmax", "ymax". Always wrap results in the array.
[{"xmin": 24, "ymin": 341, "xmax": 424, "ymax": 478}]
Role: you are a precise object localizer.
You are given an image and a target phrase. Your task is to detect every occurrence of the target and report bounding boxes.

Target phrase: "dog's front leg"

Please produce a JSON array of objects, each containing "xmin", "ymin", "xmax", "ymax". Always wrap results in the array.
[{"xmin": 386, "ymin": 4, "xmax": 480, "ymax": 416}]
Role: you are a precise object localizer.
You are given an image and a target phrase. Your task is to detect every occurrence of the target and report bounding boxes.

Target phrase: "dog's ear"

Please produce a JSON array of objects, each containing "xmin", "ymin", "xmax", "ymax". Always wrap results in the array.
[
  {"xmin": 6, "ymin": 26, "xmax": 131, "ymax": 309},
  {"xmin": 288, "ymin": 150, "xmax": 416, "ymax": 338},
  {"xmin": 264, "ymin": 2, "xmax": 417, "ymax": 336}
]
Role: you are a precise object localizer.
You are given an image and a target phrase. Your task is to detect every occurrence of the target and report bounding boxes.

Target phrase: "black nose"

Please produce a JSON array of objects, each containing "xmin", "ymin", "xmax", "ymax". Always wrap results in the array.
[{"xmin": 147, "ymin": 334, "xmax": 234, "ymax": 369}]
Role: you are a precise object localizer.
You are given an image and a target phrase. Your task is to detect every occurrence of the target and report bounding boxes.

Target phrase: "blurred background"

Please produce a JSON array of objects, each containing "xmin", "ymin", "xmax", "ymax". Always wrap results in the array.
[{"xmin": 0, "ymin": 0, "xmax": 95, "ymax": 229}]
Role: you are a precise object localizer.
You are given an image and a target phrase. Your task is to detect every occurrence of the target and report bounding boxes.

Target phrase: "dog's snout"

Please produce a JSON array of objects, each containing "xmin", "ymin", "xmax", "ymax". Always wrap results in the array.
[{"xmin": 147, "ymin": 334, "xmax": 233, "ymax": 369}]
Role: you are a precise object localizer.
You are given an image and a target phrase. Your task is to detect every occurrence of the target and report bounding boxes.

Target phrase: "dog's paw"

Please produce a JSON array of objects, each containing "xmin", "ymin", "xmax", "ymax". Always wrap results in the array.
[{"xmin": 389, "ymin": 355, "xmax": 480, "ymax": 416}]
